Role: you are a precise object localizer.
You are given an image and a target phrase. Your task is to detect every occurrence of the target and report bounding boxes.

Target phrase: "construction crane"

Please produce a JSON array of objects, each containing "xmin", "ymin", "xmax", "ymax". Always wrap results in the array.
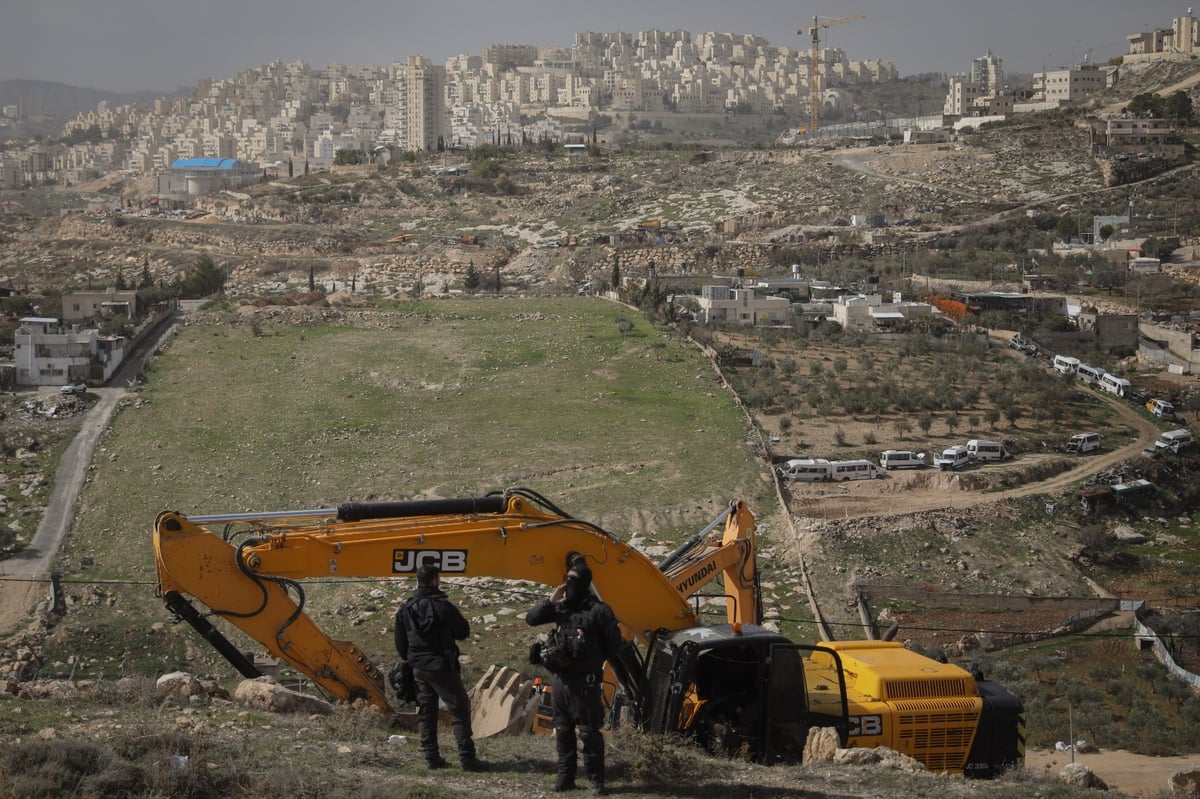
[{"xmin": 799, "ymin": 14, "xmax": 864, "ymax": 136}]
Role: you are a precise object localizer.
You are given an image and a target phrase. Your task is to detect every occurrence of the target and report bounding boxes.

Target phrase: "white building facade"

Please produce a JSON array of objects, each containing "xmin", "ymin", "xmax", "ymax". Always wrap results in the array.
[{"xmin": 13, "ymin": 317, "xmax": 126, "ymax": 387}]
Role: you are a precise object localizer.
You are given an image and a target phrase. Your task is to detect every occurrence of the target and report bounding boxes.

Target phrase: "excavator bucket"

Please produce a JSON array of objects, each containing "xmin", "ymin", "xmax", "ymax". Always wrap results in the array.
[{"xmin": 469, "ymin": 665, "xmax": 542, "ymax": 738}]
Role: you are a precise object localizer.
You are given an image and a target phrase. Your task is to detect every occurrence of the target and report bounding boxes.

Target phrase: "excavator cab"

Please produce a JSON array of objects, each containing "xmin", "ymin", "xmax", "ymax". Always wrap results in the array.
[{"xmin": 639, "ymin": 623, "xmax": 813, "ymax": 763}]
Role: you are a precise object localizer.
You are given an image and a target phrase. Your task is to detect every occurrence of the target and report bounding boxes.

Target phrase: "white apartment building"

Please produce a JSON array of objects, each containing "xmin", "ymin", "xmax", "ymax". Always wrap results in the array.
[
  {"xmin": 971, "ymin": 51, "xmax": 1005, "ymax": 94},
  {"xmin": 13, "ymin": 317, "xmax": 126, "ymax": 387},
  {"xmin": 944, "ymin": 76, "xmax": 986, "ymax": 117},
  {"xmin": 695, "ymin": 285, "xmax": 790, "ymax": 326},
  {"xmin": 384, "ymin": 56, "xmax": 448, "ymax": 152},
  {"xmin": 1093, "ymin": 116, "xmax": 1184, "ymax": 157},
  {"xmin": 314, "ymin": 131, "xmax": 362, "ymax": 160},
  {"xmin": 943, "ymin": 51, "xmax": 1014, "ymax": 119},
  {"xmin": 831, "ymin": 294, "xmax": 940, "ymax": 333},
  {"xmin": 1127, "ymin": 11, "xmax": 1199, "ymax": 56},
  {"xmin": 1031, "ymin": 65, "xmax": 1108, "ymax": 105},
  {"xmin": 61, "ymin": 288, "xmax": 139, "ymax": 326}
]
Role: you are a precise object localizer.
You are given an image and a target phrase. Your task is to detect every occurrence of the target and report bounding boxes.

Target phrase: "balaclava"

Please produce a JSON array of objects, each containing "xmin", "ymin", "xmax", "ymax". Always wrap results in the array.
[{"xmin": 563, "ymin": 563, "xmax": 593, "ymax": 609}]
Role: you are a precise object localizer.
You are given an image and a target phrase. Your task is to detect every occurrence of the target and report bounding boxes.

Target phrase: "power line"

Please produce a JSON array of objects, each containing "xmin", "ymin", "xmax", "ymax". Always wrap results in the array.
[{"xmin": 6, "ymin": 573, "xmax": 1197, "ymax": 640}]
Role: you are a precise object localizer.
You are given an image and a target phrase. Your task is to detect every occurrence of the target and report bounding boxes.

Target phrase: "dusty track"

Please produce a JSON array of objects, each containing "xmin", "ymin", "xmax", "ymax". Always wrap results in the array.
[{"xmin": 781, "ymin": 385, "xmax": 1162, "ymax": 521}]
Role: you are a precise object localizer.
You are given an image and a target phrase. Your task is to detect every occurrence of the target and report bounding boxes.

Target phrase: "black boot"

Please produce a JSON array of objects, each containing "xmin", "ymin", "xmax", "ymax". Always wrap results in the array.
[
  {"xmin": 554, "ymin": 773, "xmax": 576, "ymax": 792},
  {"xmin": 461, "ymin": 756, "xmax": 489, "ymax": 772}
]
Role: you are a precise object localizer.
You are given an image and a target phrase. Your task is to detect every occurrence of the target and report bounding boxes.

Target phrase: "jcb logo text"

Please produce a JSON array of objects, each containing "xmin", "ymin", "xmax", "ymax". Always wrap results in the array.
[
  {"xmin": 848, "ymin": 715, "xmax": 883, "ymax": 737},
  {"xmin": 393, "ymin": 549, "xmax": 467, "ymax": 573}
]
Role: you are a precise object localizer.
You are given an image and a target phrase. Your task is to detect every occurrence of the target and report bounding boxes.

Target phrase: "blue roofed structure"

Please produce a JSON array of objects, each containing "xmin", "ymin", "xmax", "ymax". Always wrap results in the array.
[
  {"xmin": 155, "ymin": 157, "xmax": 263, "ymax": 209},
  {"xmin": 170, "ymin": 158, "xmax": 244, "ymax": 170}
]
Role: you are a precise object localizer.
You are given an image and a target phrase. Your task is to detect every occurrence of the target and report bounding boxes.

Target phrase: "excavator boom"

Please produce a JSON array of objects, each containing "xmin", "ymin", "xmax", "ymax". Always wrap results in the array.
[{"xmin": 153, "ymin": 489, "xmax": 751, "ymax": 713}]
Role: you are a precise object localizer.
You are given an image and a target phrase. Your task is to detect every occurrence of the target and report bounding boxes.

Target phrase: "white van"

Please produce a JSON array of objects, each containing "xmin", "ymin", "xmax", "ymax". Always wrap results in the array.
[
  {"xmin": 1076, "ymin": 364, "xmax": 1106, "ymax": 385},
  {"xmin": 1098, "ymin": 374, "xmax": 1131, "ymax": 397},
  {"xmin": 880, "ymin": 450, "xmax": 926, "ymax": 470},
  {"xmin": 934, "ymin": 445, "xmax": 971, "ymax": 471},
  {"xmin": 966, "ymin": 439, "xmax": 1012, "ymax": 462},
  {"xmin": 1154, "ymin": 428, "xmax": 1193, "ymax": 453},
  {"xmin": 1053, "ymin": 355, "xmax": 1080, "ymax": 374},
  {"xmin": 829, "ymin": 460, "xmax": 884, "ymax": 481},
  {"xmin": 777, "ymin": 458, "xmax": 833, "ymax": 482},
  {"xmin": 1067, "ymin": 432, "xmax": 1100, "ymax": 454}
]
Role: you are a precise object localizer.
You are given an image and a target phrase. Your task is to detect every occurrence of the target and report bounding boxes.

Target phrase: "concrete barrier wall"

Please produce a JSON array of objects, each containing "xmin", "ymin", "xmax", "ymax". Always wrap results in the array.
[{"xmin": 1135, "ymin": 617, "xmax": 1200, "ymax": 692}]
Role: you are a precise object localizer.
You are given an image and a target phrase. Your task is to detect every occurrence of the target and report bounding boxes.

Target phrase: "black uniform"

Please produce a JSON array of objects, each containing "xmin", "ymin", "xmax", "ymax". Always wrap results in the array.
[
  {"xmin": 526, "ymin": 564, "xmax": 623, "ymax": 794},
  {"xmin": 395, "ymin": 582, "xmax": 483, "ymax": 770}
]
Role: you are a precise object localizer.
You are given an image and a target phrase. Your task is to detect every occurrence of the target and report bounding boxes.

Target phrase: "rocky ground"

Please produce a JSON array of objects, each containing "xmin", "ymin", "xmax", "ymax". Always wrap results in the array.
[{"xmin": 0, "ymin": 112, "xmax": 1116, "ymax": 302}]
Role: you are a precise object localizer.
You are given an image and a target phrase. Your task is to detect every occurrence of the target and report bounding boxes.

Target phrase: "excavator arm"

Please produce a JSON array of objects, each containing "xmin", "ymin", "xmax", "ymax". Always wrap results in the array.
[
  {"xmin": 154, "ymin": 488, "xmax": 750, "ymax": 713},
  {"xmin": 657, "ymin": 498, "xmax": 759, "ymax": 625}
]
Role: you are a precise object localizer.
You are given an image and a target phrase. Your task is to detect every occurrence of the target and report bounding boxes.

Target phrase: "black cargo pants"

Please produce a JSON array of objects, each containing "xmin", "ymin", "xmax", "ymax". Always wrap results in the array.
[
  {"xmin": 551, "ymin": 671, "xmax": 606, "ymax": 784},
  {"xmin": 413, "ymin": 666, "xmax": 477, "ymax": 763}
]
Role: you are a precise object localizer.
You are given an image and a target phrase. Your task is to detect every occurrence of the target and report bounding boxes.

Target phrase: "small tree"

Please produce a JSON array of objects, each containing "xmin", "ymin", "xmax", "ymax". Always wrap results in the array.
[
  {"xmin": 464, "ymin": 263, "xmax": 481, "ymax": 292},
  {"xmin": 1056, "ymin": 214, "xmax": 1079, "ymax": 242},
  {"xmin": 917, "ymin": 412, "xmax": 934, "ymax": 435},
  {"xmin": 180, "ymin": 254, "xmax": 226, "ymax": 298},
  {"xmin": 1004, "ymin": 403, "xmax": 1024, "ymax": 428},
  {"xmin": 1165, "ymin": 90, "xmax": 1193, "ymax": 125}
]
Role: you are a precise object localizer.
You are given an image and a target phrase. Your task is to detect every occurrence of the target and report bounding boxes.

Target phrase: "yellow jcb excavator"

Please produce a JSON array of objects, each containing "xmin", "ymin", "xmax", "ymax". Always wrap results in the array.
[{"xmin": 153, "ymin": 487, "xmax": 1023, "ymax": 776}]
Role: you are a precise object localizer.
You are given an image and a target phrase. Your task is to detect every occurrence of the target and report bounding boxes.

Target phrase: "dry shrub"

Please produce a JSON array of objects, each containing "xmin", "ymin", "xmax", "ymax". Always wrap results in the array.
[
  {"xmin": 610, "ymin": 726, "xmax": 712, "ymax": 785},
  {"xmin": 1, "ymin": 740, "xmax": 114, "ymax": 798}
]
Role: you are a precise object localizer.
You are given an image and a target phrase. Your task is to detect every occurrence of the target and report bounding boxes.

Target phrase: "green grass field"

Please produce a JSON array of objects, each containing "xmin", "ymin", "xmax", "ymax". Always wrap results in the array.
[{"xmin": 49, "ymin": 296, "xmax": 774, "ymax": 685}]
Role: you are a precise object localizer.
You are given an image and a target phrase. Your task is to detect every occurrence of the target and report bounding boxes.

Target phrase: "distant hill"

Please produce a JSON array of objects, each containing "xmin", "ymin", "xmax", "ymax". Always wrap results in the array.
[{"xmin": 0, "ymin": 79, "xmax": 177, "ymax": 117}]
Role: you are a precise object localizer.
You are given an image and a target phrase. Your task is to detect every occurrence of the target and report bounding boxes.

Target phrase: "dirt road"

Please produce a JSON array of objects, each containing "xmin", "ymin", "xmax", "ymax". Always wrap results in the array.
[
  {"xmin": 0, "ymin": 386, "xmax": 124, "ymax": 635},
  {"xmin": 782, "ymin": 389, "xmax": 1161, "ymax": 520},
  {"xmin": 1026, "ymin": 748, "xmax": 1200, "ymax": 798}
]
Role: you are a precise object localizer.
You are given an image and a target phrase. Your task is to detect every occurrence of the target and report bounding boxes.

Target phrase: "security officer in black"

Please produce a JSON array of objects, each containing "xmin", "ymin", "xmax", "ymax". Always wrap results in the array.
[
  {"xmin": 526, "ymin": 562, "xmax": 622, "ymax": 795},
  {"xmin": 395, "ymin": 564, "xmax": 488, "ymax": 772}
]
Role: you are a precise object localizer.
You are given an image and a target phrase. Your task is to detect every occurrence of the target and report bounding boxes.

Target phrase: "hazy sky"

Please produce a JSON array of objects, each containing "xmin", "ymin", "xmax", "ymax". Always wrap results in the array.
[{"xmin": 0, "ymin": 0, "xmax": 1188, "ymax": 94}]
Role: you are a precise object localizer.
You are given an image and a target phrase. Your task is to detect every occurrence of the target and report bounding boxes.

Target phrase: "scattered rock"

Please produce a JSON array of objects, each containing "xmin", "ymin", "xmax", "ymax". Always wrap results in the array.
[
  {"xmin": 1113, "ymin": 525, "xmax": 1147, "ymax": 544},
  {"xmin": 1060, "ymin": 762, "xmax": 1109, "ymax": 790},
  {"xmin": 802, "ymin": 726, "xmax": 840, "ymax": 765},
  {"xmin": 1169, "ymin": 767, "xmax": 1200, "ymax": 799},
  {"xmin": 157, "ymin": 671, "xmax": 205, "ymax": 700},
  {"xmin": 234, "ymin": 676, "xmax": 334, "ymax": 715}
]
